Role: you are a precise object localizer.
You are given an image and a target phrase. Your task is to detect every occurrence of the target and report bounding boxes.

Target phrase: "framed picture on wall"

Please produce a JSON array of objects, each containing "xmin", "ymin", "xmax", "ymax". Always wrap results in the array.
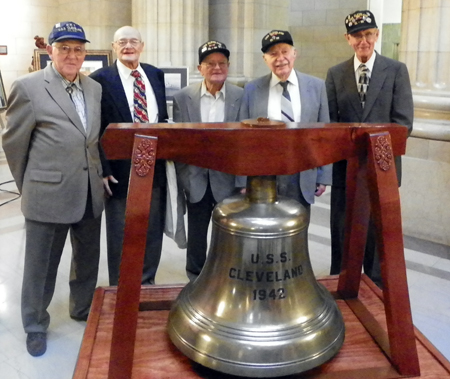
[
  {"xmin": 32, "ymin": 49, "xmax": 112, "ymax": 75},
  {"xmin": 0, "ymin": 70, "xmax": 7, "ymax": 112},
  {"xmin": 160, "ymin": 67, "xmax": 189, "ymax": 102}
]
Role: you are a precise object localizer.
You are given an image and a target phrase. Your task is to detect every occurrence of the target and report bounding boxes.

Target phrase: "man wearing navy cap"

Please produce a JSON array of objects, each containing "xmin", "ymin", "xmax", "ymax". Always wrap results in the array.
[
  {"xmin": 173, "ymin": 40, "xmax": 243, "ymax": 281},
  {"xmin": 325, "ymin": 10, "xmax": 413, "ymax": 286},
  {"xmin": 239, "ymin": 30, "xmax": 332, "ymax": 210},
  {"xmin": 2, "ymin": 21, "xmax": 104, "ymax": 356}
]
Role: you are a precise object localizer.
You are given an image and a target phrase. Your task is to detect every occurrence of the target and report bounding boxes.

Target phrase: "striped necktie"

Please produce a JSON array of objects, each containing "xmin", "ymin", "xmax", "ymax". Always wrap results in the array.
[
  {"xmin": 131, "ymin": 70, "xmax": 149, "ymax": 123},
  {"xmin": 280, "ymin": 81, "xmax": 294, "ymax": 122},
  {"xmin": 358, "ymin": 64, "xmax": 370, "ymax": 108}
]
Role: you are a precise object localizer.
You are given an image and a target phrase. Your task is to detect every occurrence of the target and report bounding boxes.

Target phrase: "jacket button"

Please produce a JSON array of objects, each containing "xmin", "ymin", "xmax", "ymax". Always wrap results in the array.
[{"xmin": 83, "ymin": 167, "xmax": 88, "ymax": 171}]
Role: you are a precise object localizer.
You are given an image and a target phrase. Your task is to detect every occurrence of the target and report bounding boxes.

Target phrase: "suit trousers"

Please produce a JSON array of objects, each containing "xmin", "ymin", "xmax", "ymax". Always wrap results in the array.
[
  {"xmin": 186, "ymin": 183, "xmax": 217, "ymax": 281},
  {"xmin": 105, "ymin": 185, "xmax": 166, "ymax": 286},
  {"xmin": 22, "ymin": 214, "xmax": 101, "ymax": 333},
  {"xmin": 330, "ymin": 186, "xmax": 381, "ymax": 286}
]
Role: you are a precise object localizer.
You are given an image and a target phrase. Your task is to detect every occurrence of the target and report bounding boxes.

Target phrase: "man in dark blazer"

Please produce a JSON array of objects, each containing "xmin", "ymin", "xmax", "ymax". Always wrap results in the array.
[
  {"xmin": 90, "ymin": 26, "xmax": 168, "ymax": 286},
  {"xmin": 2, "ymin": 21, "xmax": 104, "ymax": 356},
  {"xmin": 325, "ymin": 10, "xmax": 413, "ymax": 285},
  {"xmin": 173, "ymin": 41, "xmax": 243, "ymax": 281},
  {"xmin": 240, "ymin": 30, "xmax": 332, "ymax": 208}
]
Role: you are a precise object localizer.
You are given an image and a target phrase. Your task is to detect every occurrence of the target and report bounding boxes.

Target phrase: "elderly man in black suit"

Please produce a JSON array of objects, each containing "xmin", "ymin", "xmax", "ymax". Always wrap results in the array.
[
  {"xmin": 90, "ymin": 26, "xmax": 168, "ymax": 286},
  {"xmin": 325, "ymin": 10, "xmax": 413, "ymax": 286}
]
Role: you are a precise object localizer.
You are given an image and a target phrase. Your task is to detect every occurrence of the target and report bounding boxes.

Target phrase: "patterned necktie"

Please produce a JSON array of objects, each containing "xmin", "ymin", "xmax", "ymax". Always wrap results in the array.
[
  {"xmin": 280, "ymin": 81, "xmax": 294, "ymax": 122},
  {"xmin": 66, "ymin": 83, "xmax": 87, "ymax": 131},
  {"xmin": 358, "ymin": 64, "xmax": 370, "ymax": 108},
  {"xmin": 131, "ymin": 70, "xmax": 149, "ymax": 123}
]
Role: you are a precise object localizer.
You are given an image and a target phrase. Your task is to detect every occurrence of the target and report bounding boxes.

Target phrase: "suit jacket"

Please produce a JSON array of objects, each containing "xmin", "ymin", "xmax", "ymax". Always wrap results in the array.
[
  {"xmin": 325, "ymin": 54, "xmax": 414, "ymax": 187},
  {"xmin": 173, "ymin": 81, "xmax": 243, "ymax": 203},
  {"xmin": 239, "ymin": 70, "xmax": 332, "ymax": 204},
  {"xmin": 2, "ymin": 64, "xmax": 104, "ymax": 223},
  {"xmin": 90, "ymin": 61, "xmax": 169, "ymax": 198}
]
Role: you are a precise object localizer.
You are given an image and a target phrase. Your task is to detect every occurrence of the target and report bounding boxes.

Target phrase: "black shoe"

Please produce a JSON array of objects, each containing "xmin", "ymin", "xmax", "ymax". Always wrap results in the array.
[
  {"xmin": 26, "ymin": 332, "xmax": 47, "ymax": 357},
  {"xmin": 70, "ymin": 314, "xmax": 88, "ymax": 322}
]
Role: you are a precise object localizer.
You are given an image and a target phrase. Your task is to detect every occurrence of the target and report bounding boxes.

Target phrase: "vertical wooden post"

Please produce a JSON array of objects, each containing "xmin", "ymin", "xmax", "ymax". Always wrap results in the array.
[
  {"xmin": 108, "ymin": 135, "xmax": 158, "ymax": 379},
  {"xmin": 337, "ymin": 155, "xmax": 371, "ymax": 298},
  {"xmin": 366, "ymin": 132, "xmax": 420, "ymax": 376}
]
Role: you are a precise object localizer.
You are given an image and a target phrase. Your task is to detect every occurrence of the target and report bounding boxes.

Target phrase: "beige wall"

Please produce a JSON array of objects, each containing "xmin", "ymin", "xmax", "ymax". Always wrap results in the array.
[
  {"xmin": 290, "ymin": 0, "xmax": 366, "ymax": 80},
  {"xmin": 0, "ymin": 0, "xmax": 130, "ymax": 96}
]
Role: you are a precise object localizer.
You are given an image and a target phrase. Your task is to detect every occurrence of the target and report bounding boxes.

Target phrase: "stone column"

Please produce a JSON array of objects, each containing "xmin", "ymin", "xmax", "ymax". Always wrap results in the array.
[
  {"xmin": 133, "ymin": 0, "xmax": 208, "ymax": 82},
  {"xmin": 209, "ymin": 0, "xmax": 290, "ymax": 85},
  {"xmin": 399, "ymin": 0, "xmax": 450, "ymax": 246},
  {"xmin": 400, "ymin": 0, "xmax": 450, "ymax": 121}
]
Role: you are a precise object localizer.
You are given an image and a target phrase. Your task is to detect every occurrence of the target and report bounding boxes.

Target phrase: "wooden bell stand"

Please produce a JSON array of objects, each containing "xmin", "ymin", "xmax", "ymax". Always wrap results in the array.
[{"xmin": 73, "ymin": 122, "xmax": 450, "ymax": 379}]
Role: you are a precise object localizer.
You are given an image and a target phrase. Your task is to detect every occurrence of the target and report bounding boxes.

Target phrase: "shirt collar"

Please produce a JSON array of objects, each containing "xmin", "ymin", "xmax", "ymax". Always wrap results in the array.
[
  {"xmin": 201, "ymin": 80, "xmax": 226, "ymax": 98},
  {"xmin": 116, "ymin": 59, "xmax": 143, "ymax": 79},
  {"xmin": 354, "ymin": 51, "xmax": 377, "ymax": 73},
  {"xmin": 269, "ymin": 69, "xmax": 298, "ymax": 88},
  {"xmin": 51, "ymin": 63, "xmax": 82, "ymax": 90}
]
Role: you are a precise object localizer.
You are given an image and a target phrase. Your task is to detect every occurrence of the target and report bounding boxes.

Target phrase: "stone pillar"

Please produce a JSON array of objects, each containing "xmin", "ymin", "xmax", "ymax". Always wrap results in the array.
[
  {"xmin": 399, "ymin": 0, "xmax": 450, "ymax": 246},
  {"xmin": 209, "ymin": 0, "xmax": 290, "ymax": 85},
  {"xmin": 133, "ymin": 0, "xmax": 208, "ymax": 82}
]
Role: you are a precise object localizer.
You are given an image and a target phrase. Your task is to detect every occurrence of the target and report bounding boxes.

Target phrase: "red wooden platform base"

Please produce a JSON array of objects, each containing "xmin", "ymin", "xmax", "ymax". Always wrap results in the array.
[{"xmin": 73, "ymin": 276, "xmax": 450, "ymax": 379}]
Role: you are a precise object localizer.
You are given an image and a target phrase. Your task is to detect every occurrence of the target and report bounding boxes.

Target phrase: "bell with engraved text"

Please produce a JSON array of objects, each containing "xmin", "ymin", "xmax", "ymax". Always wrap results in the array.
[{"xmin": 167, "ymin": 175, "xmax": 345, "ymax": 377}]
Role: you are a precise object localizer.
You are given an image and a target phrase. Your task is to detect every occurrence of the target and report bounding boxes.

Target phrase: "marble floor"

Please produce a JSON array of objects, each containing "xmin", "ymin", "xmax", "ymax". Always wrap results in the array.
[{"xmin": 1, "ymin": 151, "xmax": 450, "ymax": 379}]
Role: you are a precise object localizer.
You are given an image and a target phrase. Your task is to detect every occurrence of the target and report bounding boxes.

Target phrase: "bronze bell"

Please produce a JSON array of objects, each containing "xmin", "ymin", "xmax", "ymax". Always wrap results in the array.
[{"xmin": 167, "ymin": 175, "xmax": 345, "ymax": 377}]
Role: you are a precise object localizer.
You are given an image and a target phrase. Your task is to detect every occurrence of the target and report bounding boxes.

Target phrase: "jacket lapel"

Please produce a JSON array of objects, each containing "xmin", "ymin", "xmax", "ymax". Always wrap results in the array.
[
  {"xmin": 44, "ymin": 65, "xmax": 86, "ymax": 135},
  {"xmin": 224, "ymin": 82, "xmax": 240, "ymax": 121},
  {"xmin": 143, "ymin": 65, "xmax": 168, "ymax": 122},
  {"xmin": 341, "ymin": 58, "xmax": 364, "ymax": 120},
  {"xmin": 109, "ymin": 63, "xmax": 133, "ymax": 122},
  {"xmin": 80, "ymin": 74, "xmax": 94, "ymax": 135},
  {"xmin": 254, "ymin": 75, "xmax": 271, "ymax": 118},
  {"xmin": 362, "ymin": 54, "xmax": 387, "ymax": 120},
  {"xmin": 186, "ymin": 82, "xmax": 202, "ymax": 122},
  {"xmin": 297, "ymin": 71, "xmax": 311, "ymax": 122}
]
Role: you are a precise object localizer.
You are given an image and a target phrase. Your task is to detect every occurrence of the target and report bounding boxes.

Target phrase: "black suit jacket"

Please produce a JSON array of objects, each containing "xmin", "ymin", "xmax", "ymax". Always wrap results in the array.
[
  {"xmin": 90, "ymin": 61, "xmax": 168, "ymax": 197},
  {"xmin": 325, "ymin": 54, "xmax": 414, "ymax": 187}
]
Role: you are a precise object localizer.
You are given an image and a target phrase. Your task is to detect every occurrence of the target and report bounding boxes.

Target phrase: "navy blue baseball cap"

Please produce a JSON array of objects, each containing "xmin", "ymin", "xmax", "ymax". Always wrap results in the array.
[
  {"xmin": 48, "ymin": 21, "xmax": 90, "ymax": 45},
  {"xmin": 198, "ymin": 40, "xmax": 230, "ymax": 63},
  {"xmin": 345, "ymin": 10, "xmax": 378, "ymax": 34},
  {"xmin": 261, "ymin": 30, "xmax": 294, "ymax": 53}
]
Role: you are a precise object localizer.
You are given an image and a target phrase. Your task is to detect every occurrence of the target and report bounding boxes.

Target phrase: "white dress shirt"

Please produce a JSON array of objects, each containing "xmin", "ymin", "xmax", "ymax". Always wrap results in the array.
[
  {"xmin": 116, "ymin": 59, "xmax": 159, "ymax": 123},
  {"xmin": 267, "ymin": 70, "xmax": 301, "ymax": 122},
  {"xmin": 353, "ymin": 51, "xmax": 376, "ymax": 84},
  {"xmin": 200, "ymin": 80, "xmax": 226, "ymax": 122}
]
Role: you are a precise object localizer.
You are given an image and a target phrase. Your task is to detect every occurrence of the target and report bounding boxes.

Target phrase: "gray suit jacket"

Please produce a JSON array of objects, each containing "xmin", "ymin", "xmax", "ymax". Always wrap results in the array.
[
  {"xmin": 325, "ymin": 53, "xmax": 413, "ymax": 186},
  {"xmin": 2, "ymin": 64, "xmax": 104, "ymax": 223},
  {"xmin": 173, "ymin": 81, "xmax": 243, "ymax": 203},
  {"xmin": 239, "ymin": 70, "xmax": 332, "ymax": 204}
]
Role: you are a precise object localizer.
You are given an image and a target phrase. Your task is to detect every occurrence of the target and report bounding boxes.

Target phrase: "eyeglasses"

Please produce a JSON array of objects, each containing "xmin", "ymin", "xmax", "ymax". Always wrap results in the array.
[
  {"xmin": 351, "ymin": 31, "xmax": 377, "ymax": 41},
  {"xmin": 201, "ymin": 61, "xmax": 228, "ymax": 69},
  {"xmin": 115, "ymin": 39, "xmax": 141, "ymax": 47},
  {"xmin": 53, "ymin": 45, "xmax": 86, "ymax": 56}
]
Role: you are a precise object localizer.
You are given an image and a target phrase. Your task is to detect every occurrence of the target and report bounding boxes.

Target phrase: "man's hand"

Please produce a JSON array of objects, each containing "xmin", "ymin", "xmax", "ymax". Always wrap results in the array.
[
  {"xmin": 103, "ymin": 175, "xmax": 118, "ymax": 197},
  {"xmin": 314, "ymin": 184, "xmax": 326, "ymax": 197}
]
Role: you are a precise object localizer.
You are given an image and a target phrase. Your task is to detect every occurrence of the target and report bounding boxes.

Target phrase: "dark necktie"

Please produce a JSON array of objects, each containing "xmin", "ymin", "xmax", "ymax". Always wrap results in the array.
[
  {"xmin": 131, "ymin": 70, "xmax": 149, "ymax": 123},
  {"xmin": 358, "ymin": 64, "xmax": 370, "ymax": 108},
  {"xmin": 280, "ymin": 81, "xmax": 294, "ymax": 122}
]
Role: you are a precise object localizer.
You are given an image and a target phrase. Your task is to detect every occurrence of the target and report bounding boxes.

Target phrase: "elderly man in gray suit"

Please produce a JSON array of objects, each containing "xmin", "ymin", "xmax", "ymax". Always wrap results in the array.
[
  {"xmin": 2, "ymin": 21, "xmax": 104, "ymax": 356},
  {"xmin": 173, "ymin": 41, "xmax": 243, "ymax": 281},
  {"xmin": 325, "ymin": 10, "xmax": 413, "ymax": 286},
  {"xmin": 239, "ymin": 30, "xmax": 332, "ymax": 209}
]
